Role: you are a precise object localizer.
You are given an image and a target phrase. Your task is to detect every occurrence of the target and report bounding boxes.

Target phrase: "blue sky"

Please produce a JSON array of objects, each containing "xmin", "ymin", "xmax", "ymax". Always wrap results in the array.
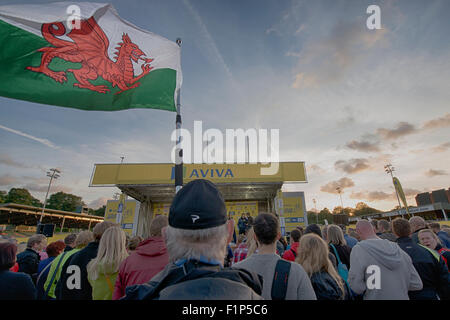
[{"xmin": 0, "ymin": 0, "xmax": 449, "ymax": 211}]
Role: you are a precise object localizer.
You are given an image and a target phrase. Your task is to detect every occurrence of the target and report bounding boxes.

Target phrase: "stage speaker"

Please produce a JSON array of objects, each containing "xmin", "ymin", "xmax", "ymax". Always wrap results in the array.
[{"xmin": 37, "ymin": 223, "xmax": 55, "ymax": 237}]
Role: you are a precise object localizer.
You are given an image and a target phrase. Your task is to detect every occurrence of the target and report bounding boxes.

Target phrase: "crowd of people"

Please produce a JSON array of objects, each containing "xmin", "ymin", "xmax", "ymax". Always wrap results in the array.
[{"xmin": 0, "ymin": 179, "xmax": 449, "ymax": 300}]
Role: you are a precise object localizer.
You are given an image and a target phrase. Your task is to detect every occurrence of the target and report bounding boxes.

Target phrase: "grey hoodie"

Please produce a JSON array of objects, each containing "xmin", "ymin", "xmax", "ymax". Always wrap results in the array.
[{"xmin": 348, "ymin": 238, "xmax": 422, "ymax": 300}]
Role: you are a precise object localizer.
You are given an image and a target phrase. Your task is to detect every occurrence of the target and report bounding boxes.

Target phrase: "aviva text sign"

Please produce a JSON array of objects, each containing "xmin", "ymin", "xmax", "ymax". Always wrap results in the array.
[{"xmin": 90, "ymin": 162, "xmax": 307, "ymax": 186}]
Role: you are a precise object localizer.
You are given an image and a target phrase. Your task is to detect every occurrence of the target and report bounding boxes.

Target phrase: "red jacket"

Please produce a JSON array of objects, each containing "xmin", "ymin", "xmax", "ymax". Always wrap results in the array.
[
  {"xmin": 112, "ymin": 236, "xmax": 169, "ymax": 300},
  {"xmin": 10, "ymin": 262, "xmax": 19, "ymax": 272},
  {"xmin": 282, "ymin": 242, "xmax": 299, "ymax": 261}
]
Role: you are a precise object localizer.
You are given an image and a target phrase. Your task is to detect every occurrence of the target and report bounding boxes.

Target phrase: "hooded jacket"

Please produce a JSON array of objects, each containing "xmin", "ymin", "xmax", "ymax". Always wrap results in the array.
[
  {"xmin": 112, "ymin": 236, "xmax": 169, "ymax": 300},
  {"xmin": 397, "ymin": 237, "xmax": 450, "ymax": 300},
  {"xmin": 121, "ymin": 259, "xmax": 263, "ymax": 300},
  {"xmin": 17, "ymin": 248, "xmax": 40, "ymax": 280},
  {"xmin": 348, "ymin": 238, "xmax": 423, "ymax": 300}
]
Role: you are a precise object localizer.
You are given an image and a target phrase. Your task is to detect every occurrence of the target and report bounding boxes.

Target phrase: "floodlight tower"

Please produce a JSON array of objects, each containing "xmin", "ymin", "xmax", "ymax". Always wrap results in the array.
[
  {"xmin": 312, "ymin": 198, "xmax": 318, "ymax": 224},
  {"xmin": 336, "ymin": 186, "xmax": 344, "ymax": 214},
  {"xmin": 39, "ymin": 168, "xmax": 61, "ymax": 224}
]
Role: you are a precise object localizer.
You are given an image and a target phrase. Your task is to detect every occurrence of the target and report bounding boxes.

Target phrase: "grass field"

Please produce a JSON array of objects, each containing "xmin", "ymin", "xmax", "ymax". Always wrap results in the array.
[{"xmin": 2, "ymin": 231, "xmax": 71, "ymax": 244}]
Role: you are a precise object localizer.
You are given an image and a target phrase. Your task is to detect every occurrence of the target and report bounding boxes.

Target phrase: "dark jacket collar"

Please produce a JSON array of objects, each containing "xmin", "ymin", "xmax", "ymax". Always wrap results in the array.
[
  {"xmin": 396, "ymin": 236, "xmax": 412, "ymax": 243},
  {"xmin": 86, "ymin": 241, "xmax": 99, "ymax": 249},
  {"xmin": 123, "ymin": 259, "xmax": 263, "ymax": 300},
  {"xmin": 25, "ymin": 248, "xmax": 39, "ymax": 255}
]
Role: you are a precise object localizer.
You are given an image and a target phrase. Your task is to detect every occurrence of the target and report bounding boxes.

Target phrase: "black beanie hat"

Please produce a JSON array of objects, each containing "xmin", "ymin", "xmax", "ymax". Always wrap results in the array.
[{"xmin": 169, "ymin": 179, "xmax": 227, "ymax": 230}]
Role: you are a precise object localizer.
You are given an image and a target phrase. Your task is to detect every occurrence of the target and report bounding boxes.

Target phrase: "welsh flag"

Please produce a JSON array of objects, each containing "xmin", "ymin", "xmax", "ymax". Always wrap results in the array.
[{"xmin": 0, "ymin": 2, "xmax": 182, "ymax": 112}]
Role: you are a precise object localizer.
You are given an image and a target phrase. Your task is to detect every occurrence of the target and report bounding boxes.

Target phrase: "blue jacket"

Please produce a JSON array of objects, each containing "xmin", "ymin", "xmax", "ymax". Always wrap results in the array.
[
  {"xmin": 397, "ymin": 237, "xmax": 450, "ymax": 300},
  {"xmin": 36, "ymin": 256, "xmax": 56, "ymax": 300},
  {"xmin": 38, "ymin": 256, "xmax": 55, "ymax": 274},
  {"xmin": 344, "ymin": 234, "xmax": 358, "ymax": 248},
  {"xmin": 237, "ymin": 218, "xmax": 247, "ymax": 233},
  {"xmin": 0, "ymin": 270, "xmax": 36, "ymax": 300},
  {"xmin": 437, "ymin": 231, "xmax": 450, "ymax": 248},
  {"xmin": 122, "ymin": 259, "xmax": 263, "ymax": 300}
]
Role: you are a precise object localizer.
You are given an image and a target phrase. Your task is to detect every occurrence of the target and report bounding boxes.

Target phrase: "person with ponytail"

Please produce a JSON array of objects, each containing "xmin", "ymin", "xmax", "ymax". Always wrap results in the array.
[{"xmin": 87, "ymin": 227, "xmax": 128, "ymax": 300}]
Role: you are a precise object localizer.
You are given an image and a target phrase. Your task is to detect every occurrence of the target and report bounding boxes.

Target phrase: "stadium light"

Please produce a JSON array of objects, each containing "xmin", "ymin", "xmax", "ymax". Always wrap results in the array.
[
  {"xmin": 39, "ymin": 168, "xmax": 61, "ymax": 225},
  {"xmin": 336, "ymin": 187, "xmax": 344, "ymax": 214},
  {"xmin": 312, "ymin": 198, "xmax": 318, "ymax": 224}
]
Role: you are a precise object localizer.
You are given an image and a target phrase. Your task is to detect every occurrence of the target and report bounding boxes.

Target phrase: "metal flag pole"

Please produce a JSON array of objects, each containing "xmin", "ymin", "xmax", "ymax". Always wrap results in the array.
[
  {"xmin": 175, "ymin": 38, "xmax": 183, "ymax": 194},
  {"xmin": 385, "ymin": 164, "xmax": 404, "ymax": 217}
]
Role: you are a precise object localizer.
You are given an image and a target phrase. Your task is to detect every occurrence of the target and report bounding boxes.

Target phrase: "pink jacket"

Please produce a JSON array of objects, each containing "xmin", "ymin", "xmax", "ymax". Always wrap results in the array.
[{"xmin": 112, "ymin": 236, "xmax": 169, "ymax": 300}]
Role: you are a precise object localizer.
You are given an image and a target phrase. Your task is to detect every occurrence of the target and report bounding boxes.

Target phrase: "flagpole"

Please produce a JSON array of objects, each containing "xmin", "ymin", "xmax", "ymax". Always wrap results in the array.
[{"xmin": 175, "ymin": 38, "xmax": 183, "ymax": 194}]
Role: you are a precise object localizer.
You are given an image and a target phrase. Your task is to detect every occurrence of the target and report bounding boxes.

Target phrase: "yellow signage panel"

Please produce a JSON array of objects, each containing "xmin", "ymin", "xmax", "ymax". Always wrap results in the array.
[
  {"xmin": 152, "ymin": 201, "xmax": 258, "ymax": 235},
  {"xmin": 226, "ymin": 201, "xmax": 258, "ymax": 234},
  {"xmin": 275, "ymin": 191, "xmax": 307, "ymax": 235},
  {"xmin": 105, "ymin": 200, "xmax": 140, "ymax": 236},
  {"xmin": 90, "ymin": 162, "xmax": 307, "ymax": 186},
  {"xmin": 152, "ymin": 202, "xmax": 171, "ymax": 217}
]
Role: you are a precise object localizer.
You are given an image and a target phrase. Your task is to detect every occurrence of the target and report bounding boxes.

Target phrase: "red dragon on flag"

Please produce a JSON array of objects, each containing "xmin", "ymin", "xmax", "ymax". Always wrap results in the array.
[{"xmin": 27, "ymin": 17, "xmax": 153, "ymax": 95}]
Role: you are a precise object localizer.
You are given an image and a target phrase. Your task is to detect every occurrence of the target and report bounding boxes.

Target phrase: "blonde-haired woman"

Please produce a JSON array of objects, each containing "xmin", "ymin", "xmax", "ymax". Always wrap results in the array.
[
  {"xmin": 296, "ymin": 233, "xmax": 350, "ymax": 300},
  {"xmin": 245, "ymin": 227, "xmax": 259, "ymax": 258},
  {"xmin": 418, "ymin": 229, "xmax": 450, "ymax": 272},
  {"xmin": 87, "ymin": 227, "xmax": 128, "ymax": 300},
  {"xmin": 327, "ymin": 224, "xmax": 352, "ymax": 270}
]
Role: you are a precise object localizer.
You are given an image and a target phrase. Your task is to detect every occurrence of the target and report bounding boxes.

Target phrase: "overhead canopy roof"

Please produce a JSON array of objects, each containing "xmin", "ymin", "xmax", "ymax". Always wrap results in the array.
[
  {"xmin": 90, "ymin": 162, "xmax": 307, "ymax": 203},
  {"xmin": 0, "ymin": 203, "xmax": 104, "ymax": 228}
]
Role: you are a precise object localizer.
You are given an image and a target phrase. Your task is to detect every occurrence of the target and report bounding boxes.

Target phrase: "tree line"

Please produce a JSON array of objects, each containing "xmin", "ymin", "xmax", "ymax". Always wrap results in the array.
[
  {"xmin": 306, "ymin": 202, "xmax": 384, "ymax": 225},
  {"xmin": 0, "ymin": 188, "xmax": 105, "ymax": 217}
]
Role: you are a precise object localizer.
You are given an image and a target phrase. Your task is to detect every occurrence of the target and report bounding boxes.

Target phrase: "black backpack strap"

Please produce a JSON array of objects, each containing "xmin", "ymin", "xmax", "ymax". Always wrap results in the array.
[
  {"xmin": 290, "ymin": 248, "xmax": 297, "ymax": 258},
  {"xmin": 271, "ymin": 259, "xmax": 291, "ymax": 300}
]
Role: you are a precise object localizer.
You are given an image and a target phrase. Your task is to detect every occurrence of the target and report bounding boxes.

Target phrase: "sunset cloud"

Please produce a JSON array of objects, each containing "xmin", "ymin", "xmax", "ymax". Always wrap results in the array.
[
  {"xmin": 335, "ymin": 158, "xmax": 371, "ymax": 174},
  {"xmin": 320, "ymin": 177, "xmax": 355, "ymax": 194}
]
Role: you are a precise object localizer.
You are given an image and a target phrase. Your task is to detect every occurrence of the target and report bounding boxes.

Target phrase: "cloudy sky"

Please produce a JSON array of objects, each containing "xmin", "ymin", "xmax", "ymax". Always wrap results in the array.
[{"xmin": 0, "ymin": 0, "xmax": 449, "ymax": 212}]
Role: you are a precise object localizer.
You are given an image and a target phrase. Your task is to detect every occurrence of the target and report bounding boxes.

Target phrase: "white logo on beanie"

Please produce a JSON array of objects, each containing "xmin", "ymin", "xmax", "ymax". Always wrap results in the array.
[{"xmin": 191, "ymin": 215, "xmax": 200, "ymax": 223}]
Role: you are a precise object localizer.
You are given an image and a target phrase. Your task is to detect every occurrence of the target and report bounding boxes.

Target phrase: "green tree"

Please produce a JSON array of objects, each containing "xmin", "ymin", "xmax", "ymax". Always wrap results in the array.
[
  {"xmin": 307, "ymin": 210, "xmax": 320, "ymax": 224},
  {"xmin": 46, "ymin": 191, "xmax": 85, "ymax": 212},
  {"xmin": 0, "ymin": 190, "xmax": 7, "ymax": 203},
  {"xmin": 353, "ymin": 202, "xmax": 382, "ymax": 216},
  {"xmin": 94, "ymin": 205, "xmax": 106, "ymax": 217},
  {"xmin": 315, "ymin": 207, "xmax": 333, "ymax": 225},
  {"xmin": 6, "ymin": 188, "xmax": 42, "ymax": 207},
  {"xmin": 87, "ymin": 206, "xmax": 105, "ymax": 217},
  {"xmin": 332, "ymin": 206, "xmax": 354, "ymax": 215}
]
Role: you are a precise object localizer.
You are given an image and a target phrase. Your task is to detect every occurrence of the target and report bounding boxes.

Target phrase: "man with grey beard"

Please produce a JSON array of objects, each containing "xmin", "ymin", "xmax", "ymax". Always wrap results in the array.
[{"xmin": 122, "ymin": 179, "xmax": 263, "ymax": 300}]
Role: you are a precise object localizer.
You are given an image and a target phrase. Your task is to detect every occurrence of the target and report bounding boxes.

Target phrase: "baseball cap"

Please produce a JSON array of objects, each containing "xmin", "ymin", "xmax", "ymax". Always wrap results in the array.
[{"xmin": 169, "ymin": 179, "xmax": 227, "ymax": 230}]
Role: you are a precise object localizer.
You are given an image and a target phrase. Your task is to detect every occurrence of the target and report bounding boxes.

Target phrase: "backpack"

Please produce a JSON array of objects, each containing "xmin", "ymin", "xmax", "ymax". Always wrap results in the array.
[
  {"xmin": 329, "ymin": 244, "xmax": 348, "ymax": 282},
  {"xmin": 271, "ymin": 259, "xmax": 291, "ymax": 300},
  {"xmin": 329, "ymin": 244, "xmax": 354, "ymax": 300}
]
